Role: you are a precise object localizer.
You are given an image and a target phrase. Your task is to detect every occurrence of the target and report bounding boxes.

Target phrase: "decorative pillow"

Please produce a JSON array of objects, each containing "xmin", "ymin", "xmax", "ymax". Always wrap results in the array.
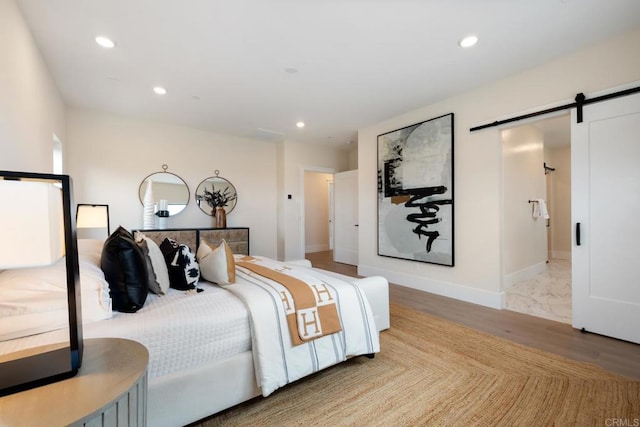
[
  {"xmin": 134, "ymin": 231, "xmax": 170, "ymax": 295},
  {"xmin": 197, "ymin": 238, "xmax": 236, "ymax": 285},
  {"xmin": 159, "ymin": 238, "xmax": 201, "ymax": 291},
  {"xmin": 100, "ymin": 226, "xmax": 149, "ymax": 312},
  {"xmin": 135, "ymin": 238, "xmax": 163, "ymax": 295},
  {"xmin": 0, "ymin": 252, "xmax": 113, "ymax": 341}
]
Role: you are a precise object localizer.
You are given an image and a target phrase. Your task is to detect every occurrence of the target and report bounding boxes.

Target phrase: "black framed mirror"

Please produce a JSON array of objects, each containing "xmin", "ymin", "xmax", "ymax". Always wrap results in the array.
[
  {"xmin": 195, "ymin": 171, "xmax": 238, "ymax": 216},
  {"xmin": 138, "ymin": 165, "xmax": 190, "ymax": 216}
]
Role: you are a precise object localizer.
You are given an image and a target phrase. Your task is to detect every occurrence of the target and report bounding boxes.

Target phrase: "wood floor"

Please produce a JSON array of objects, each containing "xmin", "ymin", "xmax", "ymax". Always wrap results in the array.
[{"xmin": 305, "ymin": 251, "xmax": 640, "ymax": 380}]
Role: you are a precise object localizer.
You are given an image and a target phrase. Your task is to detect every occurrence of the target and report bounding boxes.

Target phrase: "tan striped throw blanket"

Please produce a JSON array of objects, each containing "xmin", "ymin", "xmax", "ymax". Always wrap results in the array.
[
  {"xmin": 223, "ymin": 255, "xmax": 380, "ymax": 396},
  {"xmin": 236, "ymin": 256, "xmax": 342, "ymax": 345}
]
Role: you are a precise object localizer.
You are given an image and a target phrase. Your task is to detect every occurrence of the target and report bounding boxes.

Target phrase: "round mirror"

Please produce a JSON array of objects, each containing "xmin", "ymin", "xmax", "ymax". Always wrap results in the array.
[
  {"xmin": 195, "ymin": 171, "xmax": 238, "ymax": 216},
  {"xmin": 138, "ymin": 165, "xmax": 190, "ymax": 216}
]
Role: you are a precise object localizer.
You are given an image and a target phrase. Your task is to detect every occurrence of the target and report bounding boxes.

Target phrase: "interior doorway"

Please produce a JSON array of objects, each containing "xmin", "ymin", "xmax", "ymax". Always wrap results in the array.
[
  {"xmin": 502, "ymin": 113, "xmax": 572, "ymax": 324},
  {"xmin": 303, "ymin": 170, "xmax": 334, "ymax": 255}
]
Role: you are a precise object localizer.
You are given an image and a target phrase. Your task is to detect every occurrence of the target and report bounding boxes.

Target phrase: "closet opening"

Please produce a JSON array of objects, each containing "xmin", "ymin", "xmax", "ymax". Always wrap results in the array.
[{"xmin": 303, "ymin": 170, "xmax": 334, "ymax": 257}]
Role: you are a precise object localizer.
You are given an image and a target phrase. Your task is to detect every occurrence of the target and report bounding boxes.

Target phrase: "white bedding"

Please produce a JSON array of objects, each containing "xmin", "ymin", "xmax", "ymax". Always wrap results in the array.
[
  {"xmin": 0, "ymin": 281, "xmax": 252, "ymax": 379},
  {"xmin": 86, "ymin": 282, "xmax": 252, "ymax": 378},
  {"xmin": 226, "ymin": 256, "xmax": 380, "ymax": 396},
  {"xmin": 0, "ymin": 239, "xmax": 112, "ymax": 342}
]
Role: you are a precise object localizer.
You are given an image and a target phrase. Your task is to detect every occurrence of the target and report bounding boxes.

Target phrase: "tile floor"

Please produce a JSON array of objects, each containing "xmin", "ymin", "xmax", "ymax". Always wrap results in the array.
[{"xmin": 505, "ymin": 259, "xmax": 572, "ymax": 324}]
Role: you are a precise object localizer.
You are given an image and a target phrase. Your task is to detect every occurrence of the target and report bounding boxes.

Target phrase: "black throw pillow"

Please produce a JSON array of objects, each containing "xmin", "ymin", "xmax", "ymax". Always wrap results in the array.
[
  {"xmin": 159, "ymin": 238, "xmax": 201, "ymax": 291},
  {"xmin": 101, "ymin": 226, "xmax": 149, "ymax": 312}
]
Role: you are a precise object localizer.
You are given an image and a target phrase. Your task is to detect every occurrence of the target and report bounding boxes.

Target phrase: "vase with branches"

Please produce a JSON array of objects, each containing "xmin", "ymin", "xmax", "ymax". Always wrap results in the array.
[{"xmin": 196, "ymin": 184, "xmax": 237, "ymax": 217}]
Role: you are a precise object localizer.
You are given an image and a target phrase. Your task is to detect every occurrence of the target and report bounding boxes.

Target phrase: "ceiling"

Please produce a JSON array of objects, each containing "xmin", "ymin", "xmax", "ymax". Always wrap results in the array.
[{"xmin": 16, "ymin": 0, "xmax": 640, "ymax": 148}]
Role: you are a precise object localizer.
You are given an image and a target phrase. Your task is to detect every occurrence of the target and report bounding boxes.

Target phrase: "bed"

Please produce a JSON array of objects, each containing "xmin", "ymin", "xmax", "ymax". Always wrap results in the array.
[{"xmin": 0, "ymin": 229, "xmax": 389, "ymax": 426}]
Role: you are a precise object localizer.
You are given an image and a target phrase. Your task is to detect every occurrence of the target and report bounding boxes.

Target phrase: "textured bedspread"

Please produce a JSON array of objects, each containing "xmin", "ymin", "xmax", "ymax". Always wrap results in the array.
[
  {"xmin": 0, "ymin": 282, "xmax": 251, "ymax": 379},
  {"xmin": 225, "ymin": 256, "xmax": 380, "ymax": 396}
]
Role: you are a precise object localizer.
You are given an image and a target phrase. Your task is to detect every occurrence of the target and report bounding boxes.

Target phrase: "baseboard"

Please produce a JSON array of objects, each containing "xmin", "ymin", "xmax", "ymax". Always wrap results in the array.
[
  {"xmin": 503, "ymin": 261, "xmax": 547, "ymax": 289},
  {"xmin": 305, "ymin": 244, "xmax": 330, "ymax": 253},
  {"xmin": 358, "ymin": 264, "xmax": 504, "ymax": 310},
  {"xmin": 334, "ymin": 249, "xmax": 358, "ymax": 265}
]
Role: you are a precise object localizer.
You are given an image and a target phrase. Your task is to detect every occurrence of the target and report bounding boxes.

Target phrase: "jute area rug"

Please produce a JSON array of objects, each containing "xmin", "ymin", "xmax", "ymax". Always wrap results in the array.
[{"xmin": 198, "ymin": 303, "xmax": 640, "ymax": 426}]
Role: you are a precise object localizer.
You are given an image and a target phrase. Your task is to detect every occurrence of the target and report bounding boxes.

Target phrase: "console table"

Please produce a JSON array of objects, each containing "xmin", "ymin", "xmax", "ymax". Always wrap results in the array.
[
  {"xmin": 0, "ymin": 338, "xmax": 149, "ymax": 427},
  {"xmin": 134, "ymin": 227, "xmax": 250, "ymax": 255}
]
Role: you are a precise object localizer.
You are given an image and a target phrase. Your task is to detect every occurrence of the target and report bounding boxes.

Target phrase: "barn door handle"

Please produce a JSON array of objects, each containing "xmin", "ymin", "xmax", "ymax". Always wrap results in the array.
[{"xmin": 576, "ymin": 222, "xmax": 581, "ymax": 246}]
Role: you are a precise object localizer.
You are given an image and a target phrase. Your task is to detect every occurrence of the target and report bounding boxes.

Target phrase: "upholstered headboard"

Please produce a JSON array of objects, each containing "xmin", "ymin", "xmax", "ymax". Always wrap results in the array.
[{"xmin": 134, "ymin": 227, "xmax": 249, "ymax": 255}]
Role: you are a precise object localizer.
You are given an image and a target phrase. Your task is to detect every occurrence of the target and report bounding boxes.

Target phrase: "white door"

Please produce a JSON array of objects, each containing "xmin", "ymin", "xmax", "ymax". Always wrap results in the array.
[
  {"xmin": 571, "ymin": 91, "xmax": 640, "ymax": 344},
  {"xmin": 328, "ymin": 181, "xmax": 334, "ymax": 250},
  {"xmin": 334, "ymin": 170, "xmax": 358, "ymax": 265}
]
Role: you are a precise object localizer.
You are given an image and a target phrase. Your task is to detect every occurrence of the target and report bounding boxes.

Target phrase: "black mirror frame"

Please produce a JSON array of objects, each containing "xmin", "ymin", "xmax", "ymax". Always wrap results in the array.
[
  {"xmin": 138, "ymin": 165, "xmax": 190, "ymax": 217},
  {"xmin": 194, "ymin": 172, "xmax": 238, "ymax": 216}
]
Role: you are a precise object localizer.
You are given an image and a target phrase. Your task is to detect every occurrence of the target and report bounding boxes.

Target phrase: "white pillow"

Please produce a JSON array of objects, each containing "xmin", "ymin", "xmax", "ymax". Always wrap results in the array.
[
  {"xmin": 197, "ymin": 238, "xmax": 236, "ymax": 285},
  {"xmin": 78, "ymin": 243, "xmax": 113, "ymax": 321},
  {"xmin": 134, "ymin": 232, "xmax": 170, "ymax": 295},
  {"xmin": 0, "ymin": 244, "xmax": 113, "ymax": 341}
]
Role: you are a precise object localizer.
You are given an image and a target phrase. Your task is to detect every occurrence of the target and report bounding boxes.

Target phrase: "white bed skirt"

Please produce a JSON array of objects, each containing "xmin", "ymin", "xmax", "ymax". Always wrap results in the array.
[{"xmin": 148, "ymin": 351, "xmax": 259, "ymax": 427}]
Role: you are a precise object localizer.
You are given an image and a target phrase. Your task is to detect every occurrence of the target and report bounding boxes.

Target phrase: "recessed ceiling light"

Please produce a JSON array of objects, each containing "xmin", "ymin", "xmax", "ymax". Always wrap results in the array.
[
  {"xmin": 296, "ymin": 121, "xmax": 305, "ymax": 128},
  {"xmin": 95, "ymin": 36, "xmax": 115, "ymax": 48},
  {"xmin": 285, "ymin": 67, "xmax": 299, "ymax": 74},
  {"xmin": 153, "ymin": 86, "xmax": 167, "ymax": 95},
  {"xmin": 459, "ymin": 35, "xmax": 478, "ymax": 48}
]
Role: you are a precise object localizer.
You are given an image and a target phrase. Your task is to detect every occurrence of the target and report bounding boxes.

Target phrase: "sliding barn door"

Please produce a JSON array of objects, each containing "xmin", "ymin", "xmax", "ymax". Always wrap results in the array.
[{"xmin": 571, "ymin": 91, "xmax": 640, "ymax": 344}]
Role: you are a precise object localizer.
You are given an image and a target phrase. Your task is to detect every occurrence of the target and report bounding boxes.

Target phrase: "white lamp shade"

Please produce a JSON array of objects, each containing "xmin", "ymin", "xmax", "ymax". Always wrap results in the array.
[
  {"xmin": 76, "ymin": 205, "xmax": 109, "ymax": 228},
  {"xmin": 0, "ymin": 180, "xmax": 64, "ymax": 269}
]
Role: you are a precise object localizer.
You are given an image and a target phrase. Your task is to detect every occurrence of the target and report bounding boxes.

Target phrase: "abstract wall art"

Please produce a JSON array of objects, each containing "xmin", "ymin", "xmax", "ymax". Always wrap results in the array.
[{"xmin": 377, "ymin": 113, "xmax": 454, "ymax": 266}]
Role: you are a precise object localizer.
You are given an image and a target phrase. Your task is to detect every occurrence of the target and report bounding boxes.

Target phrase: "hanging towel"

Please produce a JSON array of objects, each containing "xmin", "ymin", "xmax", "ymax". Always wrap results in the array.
[{"xmin": 532, "ymin": 199, "xmax": 550, "ymax": 220}]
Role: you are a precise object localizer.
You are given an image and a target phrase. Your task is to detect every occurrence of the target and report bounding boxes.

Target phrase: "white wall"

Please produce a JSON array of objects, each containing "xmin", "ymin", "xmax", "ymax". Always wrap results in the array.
[
  {"xmin": 280, "ymin": 141, "xmax": 350, "ymax": 260},
  {"xmin": 66, "ymin": 109, "xmax": 352, "ymax": 260},
  {"xmin": 0, "ymin": 0, "xmax": 66, "ymax": 173},
  {"xmin": 358, "ymin": 28, "xmax": 640, "ymax": 309},
  {"xmin": 66, "ymin": 108, "xmax": 278, "ymax": 258},
  {"xmin": 502, "ymin": 125, "xmax": 547, "ymax": 287},
  {"xmin": 348, "ymin": 146, "xmax": 358, "ymax": 170},
  {"xmin": 304, "ymin": 172, "xmax": 332, "ymax": 253},
  {"xmin": 545, "ymin": 145, "xmax": 572, "ymax": 260}
]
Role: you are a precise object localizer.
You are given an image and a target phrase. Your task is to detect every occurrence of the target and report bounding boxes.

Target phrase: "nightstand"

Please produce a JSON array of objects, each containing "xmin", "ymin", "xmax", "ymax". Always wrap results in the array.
[{"xmin": 0, "ymin": 338, "xmax": 149, "ymax": 426}]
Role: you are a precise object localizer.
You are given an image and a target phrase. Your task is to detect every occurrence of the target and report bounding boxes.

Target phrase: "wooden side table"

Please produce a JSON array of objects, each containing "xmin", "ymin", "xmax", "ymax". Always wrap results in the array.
[{"xmin": 0, "ymin": 338, "xmax": 149, "ymax": 427}]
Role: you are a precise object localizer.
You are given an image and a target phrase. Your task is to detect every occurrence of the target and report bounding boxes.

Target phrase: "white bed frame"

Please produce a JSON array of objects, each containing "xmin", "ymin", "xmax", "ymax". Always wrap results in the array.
[
  {"xmin": 127, "ymin": 230, "xmax": 389, "ymax": 426},
  {"xmin": 147, "ymin": 265, "xmax": 390, "ymax": 427}
]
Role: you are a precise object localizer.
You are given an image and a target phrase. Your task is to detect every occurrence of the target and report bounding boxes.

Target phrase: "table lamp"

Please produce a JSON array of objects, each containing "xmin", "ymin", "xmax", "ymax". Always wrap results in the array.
[
  {"xmin": 76, "ymin": 203, "xmax": 110, "ymax": 240},
  {"xmin": 0, "ymin": 171, "xmax": 83, "ymax": 396}
]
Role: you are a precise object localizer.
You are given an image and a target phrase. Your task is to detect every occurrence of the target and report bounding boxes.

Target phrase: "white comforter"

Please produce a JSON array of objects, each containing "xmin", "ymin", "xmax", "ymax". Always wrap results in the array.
[
  {"xmin": 225, "ymin": 256, "xmax": 380, "ymax": 396},
  {"xmin": 0, "ymin": 282, "xmax": 252, "ymax": 379}
]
